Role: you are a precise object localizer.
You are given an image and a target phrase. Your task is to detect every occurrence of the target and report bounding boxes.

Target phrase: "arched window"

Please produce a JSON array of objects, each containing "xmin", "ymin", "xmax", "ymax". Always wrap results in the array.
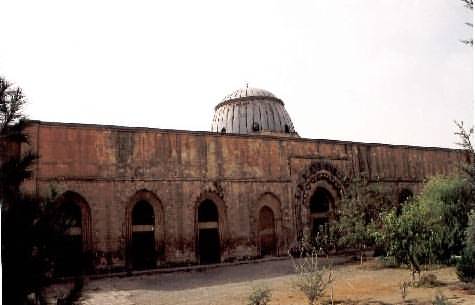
[
  {"xmin": 221, "ymin": 127, "xmax": 226, "ymax": 133},
  {"xmin": 284, "ymin": 124, "xmax": 290, "ymax": 133}
]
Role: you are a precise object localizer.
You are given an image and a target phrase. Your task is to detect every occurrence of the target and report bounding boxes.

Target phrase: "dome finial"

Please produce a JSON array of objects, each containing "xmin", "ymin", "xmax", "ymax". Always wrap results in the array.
[{"xmin": 245, "ymin": 81, "xmax": 249, "ymax": 88}]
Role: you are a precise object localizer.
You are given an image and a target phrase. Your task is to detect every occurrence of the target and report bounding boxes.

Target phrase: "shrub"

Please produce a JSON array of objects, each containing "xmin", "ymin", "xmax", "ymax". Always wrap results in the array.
[
  {"xmin": 415, "ymin": 273, "xmax": 443, "ymax": 288},
  {"xmin": 399, "ymin": 280, "xmax": 410, "ymax": 302},
  {"xmin": 247, "ymin": 286, "xmax": 271, "ymax": 305},
  {"xmin": 291, "ymin": 238, "xmax": 334, "ymax": 305},
  {"xmin": 432, "ymin": 292, "xmax": 452, "ymax": 305},
  {"xmin": 456, "ymin": 210, "xmax": 475, "ymax": 283}
]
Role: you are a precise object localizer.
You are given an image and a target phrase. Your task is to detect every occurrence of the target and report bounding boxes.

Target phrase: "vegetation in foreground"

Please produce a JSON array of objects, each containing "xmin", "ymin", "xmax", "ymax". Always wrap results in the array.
[{"xmin": 1, "ymin": 76, "xmax": 84, "ymax": 305}]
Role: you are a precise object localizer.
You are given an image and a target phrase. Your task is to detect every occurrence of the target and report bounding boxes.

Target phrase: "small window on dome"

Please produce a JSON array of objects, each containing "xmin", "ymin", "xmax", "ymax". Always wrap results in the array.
[
  {"xmin": 284, "ymin": 124, "xmax": 290, "ymax": 133},
  {"xmin": 252, "ymin": 122, "xmax": 260, "ymax": 132},
  {"xmin": 220, "ymin": 127, "xmax": 226, "ymax": 133}
]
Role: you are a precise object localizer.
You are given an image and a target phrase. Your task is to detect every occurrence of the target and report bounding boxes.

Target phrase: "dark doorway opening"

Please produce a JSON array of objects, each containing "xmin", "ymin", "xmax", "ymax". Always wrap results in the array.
[
  {"xmin": 199, "ymin": 228, "xmax": 220, "ymax": 264},
  {"xmin": 397, "ymin": 189, "xmax": 413, "ymax": 215},
  {"xmin": 198, "ymin": 199, "xmax": 220, "ymax": 264},
  {"xmin": 131, "ymin": 200, "xmax": 156, "ymax": 270},
  {"xmin": 56, "ymin": 202, "xmax": 83, "ymax": 276},
  {"xmin": 258, "ymin": 206, "xmax": 276, "ymax": 256},
  {"xmin": 310, "ymin": 187, "xmax": 333, "ymax": 239}
]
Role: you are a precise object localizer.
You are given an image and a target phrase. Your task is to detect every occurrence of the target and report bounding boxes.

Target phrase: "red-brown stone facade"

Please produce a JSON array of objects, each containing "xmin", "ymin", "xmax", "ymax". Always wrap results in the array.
[{"xmin": 17, "ymin": 121, "xmax": 467, "ymax": 271}]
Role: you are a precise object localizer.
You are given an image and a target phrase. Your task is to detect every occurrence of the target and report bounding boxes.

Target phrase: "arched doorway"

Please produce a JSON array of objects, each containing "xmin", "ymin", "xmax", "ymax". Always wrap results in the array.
[
  {"xmin": 398, "ymin": 189, "xmax": 413, "ymax": 204},
  {"xmin": 258, "ymin": 206, "xmax": 276, "ymax": 256},
  {"xmin": 397, "ymin": 188, "xmax": 413, "ymax": 215},
  {"xmin": 309, "ymin": 187, "xmax": 333, "ymax": 238},
  {"xmin": 57, "ymin": 201, "xmax": 83, "ymax": 276},
  {"xmin": 131, "ymin": 200, "xmax": 156, "ymax": 270},
  {"xmin": 198, "ymin": 199, "xmax": 220, "ymax": 264}
]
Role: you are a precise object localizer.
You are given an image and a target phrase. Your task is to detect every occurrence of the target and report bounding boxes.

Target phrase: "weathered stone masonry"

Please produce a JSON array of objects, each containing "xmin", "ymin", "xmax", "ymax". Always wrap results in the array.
[
  {"xmin": 13, "ymin": 87, "xmax": 467, "ymax": 272},
  {"xmin": 19, "ymin": 120, "xmax": 465, "ymax": 271}
]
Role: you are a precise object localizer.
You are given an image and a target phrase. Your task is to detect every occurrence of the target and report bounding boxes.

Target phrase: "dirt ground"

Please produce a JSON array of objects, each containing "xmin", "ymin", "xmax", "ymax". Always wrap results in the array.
[{"xmin": 74, "ymin": 258, "xmax": 475, "ymax": 305}]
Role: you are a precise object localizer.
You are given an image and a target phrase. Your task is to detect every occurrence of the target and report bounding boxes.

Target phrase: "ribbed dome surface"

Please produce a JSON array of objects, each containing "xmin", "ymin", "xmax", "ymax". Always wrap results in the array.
[
  {"xmin": 221, "ymin": 87, "xmax": 277, "ymax": 102},
  {"xmin": 211, "ymin": 87, "xmax": 298, "ymax": 136}
]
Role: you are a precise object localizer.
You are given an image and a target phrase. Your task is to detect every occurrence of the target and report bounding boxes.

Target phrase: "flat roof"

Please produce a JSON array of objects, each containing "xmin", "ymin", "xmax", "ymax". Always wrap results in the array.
[{"xmin": 28, "ymin": 120, "xmax": 464, "ymax": 153}]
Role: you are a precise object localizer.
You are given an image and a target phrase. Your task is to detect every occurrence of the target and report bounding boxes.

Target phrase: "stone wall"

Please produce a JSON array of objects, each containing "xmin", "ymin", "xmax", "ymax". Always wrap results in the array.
[{"xmin": 20, "ymin": 121, "xmax": 466, "ymax": 271}]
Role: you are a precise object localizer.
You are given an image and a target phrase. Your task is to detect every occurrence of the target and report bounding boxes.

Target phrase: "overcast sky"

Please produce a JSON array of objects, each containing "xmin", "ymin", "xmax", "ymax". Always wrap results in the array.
[{"xmin": 0, "ymin": 0, "xmax": 472, "ymax": 148}]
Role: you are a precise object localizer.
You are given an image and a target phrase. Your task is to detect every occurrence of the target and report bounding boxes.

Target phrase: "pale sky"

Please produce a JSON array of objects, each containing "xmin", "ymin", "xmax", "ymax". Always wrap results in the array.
[{"xmin": 0, "ymin": 0, "xmax": 473, "ymax": 148}]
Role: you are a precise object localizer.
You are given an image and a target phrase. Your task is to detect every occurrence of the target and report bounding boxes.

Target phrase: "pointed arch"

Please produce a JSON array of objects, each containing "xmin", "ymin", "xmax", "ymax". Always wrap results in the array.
[
  {"xmin": 125, "ymin": 189, "xmax": 165, "ymax": 269},
  {"xmin": 54, "ymin": 191, "xmax": 93, "ymax": 251},
  {"xmin": 54, "ymin": 191, "xmax": 93, "ymax": 275},
  {"xmin": 194, "ymin": 190, "xmax": 228, "ymax": 264},
  {"xmin": 253, "ymin": 192, "xmax": 283, "ymax": 256},
  {"xmin": 294, "ymin": 161, "xmax": 348, "ymax": 239}
]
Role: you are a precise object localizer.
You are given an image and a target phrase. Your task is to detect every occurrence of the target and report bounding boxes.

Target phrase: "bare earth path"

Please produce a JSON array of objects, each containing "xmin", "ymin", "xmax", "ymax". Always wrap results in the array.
[{"xmin": 77, "ymin": 259, "xmax": 475, "ymax": 305}]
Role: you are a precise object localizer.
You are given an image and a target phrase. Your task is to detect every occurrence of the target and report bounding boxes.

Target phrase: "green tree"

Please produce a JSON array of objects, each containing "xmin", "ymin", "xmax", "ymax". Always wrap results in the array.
[
  {"xmin": 1, "ymin": 76, "xmax": 82, "ymax": 304},
  {"xmin": 455, "ymin": 121, "xmax": 475, "ymax": 210},
  {"xmin": 0, "ymin": 77, "xmax": 36, "ymax": 205},
  {"xmin": 333, "ymin": 176, "xmax": 392, "ymax": 264},
  {"xmin": 456, "ymin": 210, "xmax": 475, "ymax": 282},
  {"xmin": 378, "ymin": 175, "xmax": 471, "ymax": 282}
]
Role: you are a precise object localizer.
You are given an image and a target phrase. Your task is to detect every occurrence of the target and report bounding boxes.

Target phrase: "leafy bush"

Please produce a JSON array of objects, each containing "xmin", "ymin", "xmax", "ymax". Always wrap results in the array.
[
  {"xmin": 456, "ymin": 210, "xmax": 475, "ymax": 283},
  {"xmin": 247, "ymin": 286, "xmax": 271, "ymax": 305},
  {"xmin": 418, "ymin": 176, "xmax": 471, "ymax": 260}
]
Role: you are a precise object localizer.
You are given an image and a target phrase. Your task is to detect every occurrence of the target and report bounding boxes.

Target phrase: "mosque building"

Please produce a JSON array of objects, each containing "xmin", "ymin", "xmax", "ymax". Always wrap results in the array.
[{"xmin": 18, "ymin": 86, "xmax": 465, "ymax": 272}]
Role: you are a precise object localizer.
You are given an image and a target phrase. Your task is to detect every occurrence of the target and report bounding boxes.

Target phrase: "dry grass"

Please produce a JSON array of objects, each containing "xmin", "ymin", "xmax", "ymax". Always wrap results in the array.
[{"xmin": 76, "ymin": 258, "xmax": 475, "ymax": 305}]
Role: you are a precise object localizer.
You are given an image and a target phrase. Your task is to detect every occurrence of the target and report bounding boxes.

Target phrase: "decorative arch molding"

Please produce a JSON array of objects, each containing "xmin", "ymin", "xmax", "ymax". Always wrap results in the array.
[
  {"xmin": 193, "ymin": 186, "xmax": 229, "ymax": 262},
  {"xmin": 54, "ymin": 191, "xmax": 93, "ymax": 252},
  {"xmin": 294, "ymin": 161, "xmax": 349, "ymax": 237},
  {"xmin": 252, "ymin": 192, "xmax": 283, "ymax": 256},
  {"xmin": 125, "ymin": 189, "xmax": 165, "ymax": 265}
]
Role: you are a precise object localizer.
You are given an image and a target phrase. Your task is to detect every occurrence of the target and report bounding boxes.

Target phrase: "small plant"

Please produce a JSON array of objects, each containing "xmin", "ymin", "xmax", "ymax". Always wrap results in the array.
[
  {"xmin": 291, "ymin": 237, "xmax": 334, "ymax": 305},
  {"xmin": 432, "ymin": 292, "xmax": 452, "ymax": 305},
  {"xmin": 399, "ymin": 280, "xmax": 410, "ymax": 303},
  {"xmin": 247, "ymin": 286, "xmax": 271, "ymax": 305}
]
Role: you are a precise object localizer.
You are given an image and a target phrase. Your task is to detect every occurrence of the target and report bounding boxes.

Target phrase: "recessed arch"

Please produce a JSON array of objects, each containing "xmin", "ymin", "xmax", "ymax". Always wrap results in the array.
[
  {"xmin": 294, "ymin": 161, "xmax": 347, "ymax": 239},
  {"xmin": 309, "ymin": 187, "xmax": 334, "ymax": 238},
  {"xmin": 253, "ymin": 192, "xmax": 283, "ymax": 256},
  {"xmin": 258, "ymin": 206, "xmax": 276, "ymax": 256},
  {"xmin": 397, "ymin": 188, "xmax": 414, "ymax": 215},
  {"xmin": 54, "ymin": 191, "xmax": 93, "ymax": 275},
  {"xmin": 125, "ymin": 189, "xmax": 164, "ymax": 270},
  {"xmin": 194, "ymin": 191, "xmax": 228, "ymax": 264}
]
